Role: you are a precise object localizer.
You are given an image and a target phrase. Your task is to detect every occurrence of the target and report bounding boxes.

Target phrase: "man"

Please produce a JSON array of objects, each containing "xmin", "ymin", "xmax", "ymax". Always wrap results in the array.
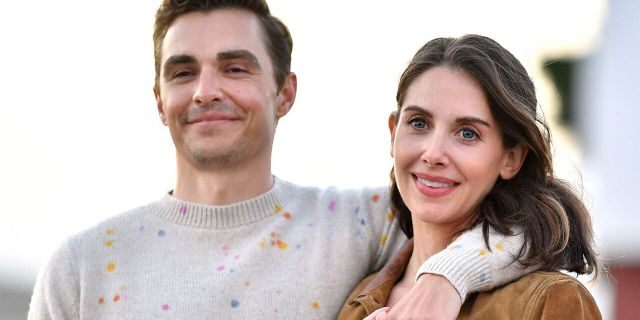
[{"xmin": 29, "ymin": 1, "xmax": 530, "ymax": 319}]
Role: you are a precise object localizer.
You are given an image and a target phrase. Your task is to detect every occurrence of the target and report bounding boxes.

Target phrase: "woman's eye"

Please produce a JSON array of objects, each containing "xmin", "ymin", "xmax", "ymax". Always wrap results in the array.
[
  {"xmin": 409, "ymin": 118, "xmax": 427, "ymax": 129},
  {"xmin": 459, "ymin": 128, "xmax": 478, "ymax": 140}
]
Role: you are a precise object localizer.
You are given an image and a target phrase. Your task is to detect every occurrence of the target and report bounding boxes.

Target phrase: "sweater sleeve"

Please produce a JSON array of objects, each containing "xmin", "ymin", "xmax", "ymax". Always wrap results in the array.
[
  {"xmin": 357, "ymin": 187, "xmax": 408, "ymax": 273},
  {"xmin": 28, "ymin": 240, "xmax": 80, "ymax": 320},
  {"xmin": 415, "ymin": 225, "xmax": 537, "ymax": 300}
]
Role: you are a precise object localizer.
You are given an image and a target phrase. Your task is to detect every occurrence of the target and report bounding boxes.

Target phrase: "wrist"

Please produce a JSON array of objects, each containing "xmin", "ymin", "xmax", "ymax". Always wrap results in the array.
[{"xmin": 415, "ymin": 246, "xmax": 491, "ymax": 301}]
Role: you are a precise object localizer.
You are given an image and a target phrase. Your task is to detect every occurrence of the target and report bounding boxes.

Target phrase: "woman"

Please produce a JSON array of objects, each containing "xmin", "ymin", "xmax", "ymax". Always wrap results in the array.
[{"xmin": 339, "ymin": 35, "xmax": 601, "ymax": 320}]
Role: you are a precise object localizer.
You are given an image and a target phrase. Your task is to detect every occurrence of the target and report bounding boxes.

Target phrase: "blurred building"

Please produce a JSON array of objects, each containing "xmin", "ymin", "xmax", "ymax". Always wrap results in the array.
[
  {"xmin": 0, "ymin": 281, "xmax": 30, "ymax": 319},
  {"xmin": 576, "ymin": 0, "xmax": 640, "ymax": 319}
]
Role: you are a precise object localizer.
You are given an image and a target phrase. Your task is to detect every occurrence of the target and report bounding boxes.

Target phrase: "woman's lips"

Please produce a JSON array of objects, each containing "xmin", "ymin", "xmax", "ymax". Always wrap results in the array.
[{"xmin": 413, "ymin": 173, "xmax": 459, "ymax": 197}]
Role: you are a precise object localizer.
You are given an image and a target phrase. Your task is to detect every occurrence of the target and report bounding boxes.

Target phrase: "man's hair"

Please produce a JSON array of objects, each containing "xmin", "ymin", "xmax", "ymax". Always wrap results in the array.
[{"xmin": 153, "ymin": 0, "xmax": 293, "ymax": 90}]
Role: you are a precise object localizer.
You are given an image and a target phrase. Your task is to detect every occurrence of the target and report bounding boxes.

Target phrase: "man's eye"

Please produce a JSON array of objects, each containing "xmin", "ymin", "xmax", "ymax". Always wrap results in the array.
[
  {"xmin": 227, "ymin": 66, "xmax": 247, "ymax": 73},
  {"xmin": 173, "ymin": 70, "xmax": 193, "ymax": 78}
]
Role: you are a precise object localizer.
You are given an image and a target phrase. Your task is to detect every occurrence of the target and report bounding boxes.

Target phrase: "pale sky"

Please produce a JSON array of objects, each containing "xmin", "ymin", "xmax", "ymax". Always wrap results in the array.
[{"xmin": 0, "ymin": 0, "xmax": 606, "ymax": 286}]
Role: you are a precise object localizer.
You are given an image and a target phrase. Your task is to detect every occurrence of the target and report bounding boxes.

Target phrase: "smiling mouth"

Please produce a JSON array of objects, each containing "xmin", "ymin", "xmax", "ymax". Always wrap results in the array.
[
  {"xmin": 185, "ymin": 113, "xmax": 239, "ymax": 125},
  {"xmin": 416, "ymin": 177, "xmax": 458, "ymax": 188},
  {"xmin": 190, "ymin": 118, "xmax": 235, "ymax": 124},
  {"xmin": 413, "ymin": 175, "xmax": 458, "ymax": 197}
]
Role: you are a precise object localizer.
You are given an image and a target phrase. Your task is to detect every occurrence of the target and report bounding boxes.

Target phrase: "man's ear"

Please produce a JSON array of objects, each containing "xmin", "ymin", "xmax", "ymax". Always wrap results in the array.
[
  {"xmin": 154, "ymin": 86, "xmax": 168, "ymax": 126},
  {"xmin": 388, "ymin": 111, "xmax": 398, "ymax": 158},
  {"xmin": 276, "ymin": 72, "xmax": 297, "ymax": 119},
  {"xmin": 499, "ymin": 143, "xmax": 528, "ymax": 180}
]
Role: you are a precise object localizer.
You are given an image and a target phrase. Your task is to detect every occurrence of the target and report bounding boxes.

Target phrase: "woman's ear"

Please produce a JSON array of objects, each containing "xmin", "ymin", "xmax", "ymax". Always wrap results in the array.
[
  {"xmin": 388, "ymin": 112, "xmax": 398, "ymax": 157},
  {"xmin": 500, "ymin": 143, "xmax": 528, "ymax": 180}
]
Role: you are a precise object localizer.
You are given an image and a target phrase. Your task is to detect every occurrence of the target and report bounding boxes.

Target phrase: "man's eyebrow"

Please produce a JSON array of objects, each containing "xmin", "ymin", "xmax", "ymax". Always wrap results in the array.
[
  {"xmin": 163, "ymin": 54, "xmax": 197, "ymax": 78},
  {"xmin": 217, "ymin": 50, "xmax": 261, "ymax": 70},
  {"xmin": 456, "ymin": 116, "xmax": 491, "ymax": 127}
]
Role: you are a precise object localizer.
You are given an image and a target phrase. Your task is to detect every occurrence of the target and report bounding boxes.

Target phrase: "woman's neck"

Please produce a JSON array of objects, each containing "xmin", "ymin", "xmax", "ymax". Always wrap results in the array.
[
  {"xmin": 387, "ymin": 220, "xmax": 470, "ymax": 308},
  {"xmin": 403, "ymin": 225, "xmax": 453, "ymax": 287}
]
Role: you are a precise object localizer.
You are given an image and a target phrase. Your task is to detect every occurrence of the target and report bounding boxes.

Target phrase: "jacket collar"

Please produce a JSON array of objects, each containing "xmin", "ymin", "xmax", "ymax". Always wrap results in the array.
[{"xmin": 349, "ymin": 239, "xmax": 414, "ymax": 311}]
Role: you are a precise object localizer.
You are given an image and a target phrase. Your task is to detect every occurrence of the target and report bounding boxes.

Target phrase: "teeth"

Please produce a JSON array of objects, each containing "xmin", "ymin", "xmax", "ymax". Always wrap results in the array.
[{"xmin": 417, "ymin": 177, "xmax": 455, "ymax": 188}]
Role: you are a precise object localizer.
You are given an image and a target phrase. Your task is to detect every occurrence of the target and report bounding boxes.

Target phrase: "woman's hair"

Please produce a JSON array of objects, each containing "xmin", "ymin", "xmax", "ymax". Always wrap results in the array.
[{"xmin": 390, "ymin": 34, "xmax": 599, "ymax": 277}]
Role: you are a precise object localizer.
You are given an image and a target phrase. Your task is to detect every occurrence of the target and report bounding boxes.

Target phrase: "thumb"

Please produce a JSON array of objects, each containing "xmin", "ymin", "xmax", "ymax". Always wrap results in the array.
[
  {"xmin": 364, "ymin": 307, "xmax": 390, "ymax": 320},
  {"xmin": 376, "ymin": 310, "xmax": 390, "ymax": 320}
]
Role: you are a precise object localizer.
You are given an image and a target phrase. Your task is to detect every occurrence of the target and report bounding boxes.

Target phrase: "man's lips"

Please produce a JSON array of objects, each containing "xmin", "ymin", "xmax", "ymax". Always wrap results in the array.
[{"xmin": 186, "ymin": 112, "xmax": 238, "ymax": 124}]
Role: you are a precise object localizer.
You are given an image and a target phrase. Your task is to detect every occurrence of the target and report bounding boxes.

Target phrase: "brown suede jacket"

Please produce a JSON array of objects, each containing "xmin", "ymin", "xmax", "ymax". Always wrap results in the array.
[{"xmin": 339, "ymin": 241, "xmax": 602, "ymax": 320}]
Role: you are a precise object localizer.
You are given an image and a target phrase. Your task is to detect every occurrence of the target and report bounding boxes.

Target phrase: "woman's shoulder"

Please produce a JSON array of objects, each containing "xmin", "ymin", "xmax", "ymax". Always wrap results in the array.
[
  {"xmin": 460, "ymin": 271, "xmax": 602, "ymax": 320},
  {"xmin": 506, "ymin": 270, "xmax": 590, "ymax": 290}
]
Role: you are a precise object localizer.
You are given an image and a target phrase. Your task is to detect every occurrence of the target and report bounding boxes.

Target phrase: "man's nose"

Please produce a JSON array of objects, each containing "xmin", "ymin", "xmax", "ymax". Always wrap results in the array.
[{"xmin": 194, "ymin": 70, "xmax": 223, "ymax": 105}]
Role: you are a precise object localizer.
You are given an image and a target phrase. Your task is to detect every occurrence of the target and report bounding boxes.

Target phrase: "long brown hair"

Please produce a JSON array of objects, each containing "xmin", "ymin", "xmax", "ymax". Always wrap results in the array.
[{"xmin": 391, "ymin": 35, "xmax": 599, "ymax": 277}]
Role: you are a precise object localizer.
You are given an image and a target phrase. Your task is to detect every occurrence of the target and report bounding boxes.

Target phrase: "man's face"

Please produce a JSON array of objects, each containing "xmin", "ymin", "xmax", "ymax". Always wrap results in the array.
[{"xmin": 155, "ymin": 9, "xmax": 295, "ymax": 170}]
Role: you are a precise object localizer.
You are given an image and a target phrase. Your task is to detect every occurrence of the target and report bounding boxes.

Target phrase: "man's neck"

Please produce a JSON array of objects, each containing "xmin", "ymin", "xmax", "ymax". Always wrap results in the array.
[{"xmin": 172, "ymin": 158, "xmax": 274, "ymax": 206}]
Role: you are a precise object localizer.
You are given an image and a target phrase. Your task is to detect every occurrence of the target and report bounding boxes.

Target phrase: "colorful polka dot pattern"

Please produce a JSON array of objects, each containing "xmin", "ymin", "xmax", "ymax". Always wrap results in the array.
[
  {"xmin": 98, "ymin": 287, "xmax": 127, "ymax": 306},
  {"xmin": 270, "ymin": 232, "xmax": 288, "ymax": 250},
  {"xmin": 106, "ymin": 262, "xmax": 117, "ymax": 272},
  {"xmin": 100, "ymin": 228, "xmax": 126, "ymax": 307},
  {"xmin": 380, "ymin": 234, "xmax": 388, "ymax": 246},
  {"xmin": 83, "ymin": 189, "xmax": 432, "ymax": 317}
]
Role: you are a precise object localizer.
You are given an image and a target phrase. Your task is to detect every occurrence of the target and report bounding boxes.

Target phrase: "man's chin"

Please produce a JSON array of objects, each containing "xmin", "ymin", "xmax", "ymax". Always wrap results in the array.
[{"xmin": 186, "ymin": 146, "xmax": 241, "ymax": 169}]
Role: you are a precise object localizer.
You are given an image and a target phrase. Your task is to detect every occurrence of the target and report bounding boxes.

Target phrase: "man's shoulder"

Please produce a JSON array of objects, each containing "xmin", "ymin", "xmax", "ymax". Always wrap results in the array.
[
  {"xmin": 39, "ymin": 200, "xmax": 158, "ymax": 277},
  {"xmin": 278, "ymin": 178, "xmax": 389, "ymax": 210},
  {"xmin": 279, "ymin": 178, "xmax": 388, "ymax": 199},
  {"xmin": 65, "ymin": 201, "xmax": 156, "ymax": 248}
]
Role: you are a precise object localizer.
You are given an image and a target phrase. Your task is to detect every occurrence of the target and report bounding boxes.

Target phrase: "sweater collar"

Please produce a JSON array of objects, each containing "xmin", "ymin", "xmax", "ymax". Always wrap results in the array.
[{"xmin": 151, "ymin": 176, "xmax": 296, "ymax": 229}]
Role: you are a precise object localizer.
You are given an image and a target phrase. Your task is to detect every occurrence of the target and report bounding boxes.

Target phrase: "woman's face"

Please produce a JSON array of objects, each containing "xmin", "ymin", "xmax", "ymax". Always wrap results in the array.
[{"xmin": 390, "ymin": 66, "xmax": 523, "ymax": 230}]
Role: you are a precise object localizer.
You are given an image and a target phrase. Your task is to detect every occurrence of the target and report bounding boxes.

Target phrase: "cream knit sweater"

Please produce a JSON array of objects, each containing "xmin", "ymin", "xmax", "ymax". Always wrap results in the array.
[{"xmin": 29, "ymin": 177, "xmax": 526, "ymax": 319}]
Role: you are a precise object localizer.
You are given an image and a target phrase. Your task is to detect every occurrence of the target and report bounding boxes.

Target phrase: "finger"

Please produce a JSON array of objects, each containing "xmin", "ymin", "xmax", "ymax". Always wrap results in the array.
[
  {"xmin": 365, "ymin": 307, "xmax": 389, "ymax": 320},
  {"xmin": 375, "ymin": 310, "xmax": 390, "ymax": 320}
]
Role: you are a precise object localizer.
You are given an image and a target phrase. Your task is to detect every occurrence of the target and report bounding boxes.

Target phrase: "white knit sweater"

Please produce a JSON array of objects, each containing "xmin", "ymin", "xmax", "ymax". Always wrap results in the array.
[{"xmin": 29, "ymin": 177, "xmax": 526, "ymax": 319}]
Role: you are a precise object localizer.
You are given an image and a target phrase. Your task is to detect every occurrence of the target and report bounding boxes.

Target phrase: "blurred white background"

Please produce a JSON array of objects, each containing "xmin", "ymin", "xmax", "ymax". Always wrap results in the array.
[{"xmin": 1, "ymin": 0, "xmax": 638, "ymax": 319}]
